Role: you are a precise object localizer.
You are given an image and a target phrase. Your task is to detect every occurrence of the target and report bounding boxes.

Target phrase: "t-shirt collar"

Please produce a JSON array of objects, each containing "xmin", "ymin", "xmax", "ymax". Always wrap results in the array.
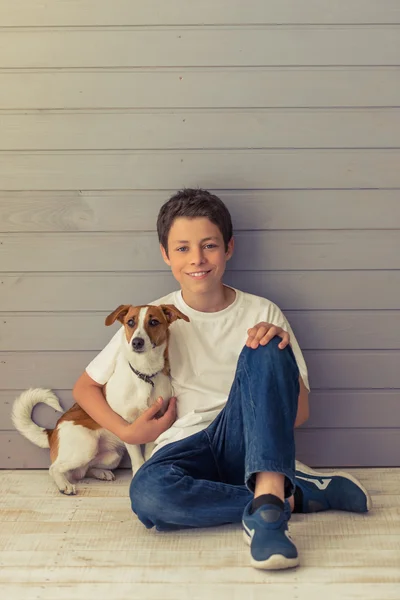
[{"xmin": 174, "ymin": 286, "xmax": 240, "ymax": 320}]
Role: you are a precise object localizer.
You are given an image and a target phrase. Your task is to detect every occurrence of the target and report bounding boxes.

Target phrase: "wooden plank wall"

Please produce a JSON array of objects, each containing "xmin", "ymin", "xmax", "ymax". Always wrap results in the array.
[{"xmin": 1, "ymin": 0, "xmax": 399, "ymax": 468}]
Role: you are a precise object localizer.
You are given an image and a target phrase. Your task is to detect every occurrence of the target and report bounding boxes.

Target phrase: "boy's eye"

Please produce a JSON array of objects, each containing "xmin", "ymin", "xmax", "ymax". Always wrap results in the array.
[
  {"xmin": 176, "ymin": 244, "xmax": 217, "ymax": 252},
  {"xmin": 149, "ymin": 319, "xmax": 160, "ymax": 327},
  {"xmin": 127, "ymin": 319, "xmax": 135, "ymax": 327}
]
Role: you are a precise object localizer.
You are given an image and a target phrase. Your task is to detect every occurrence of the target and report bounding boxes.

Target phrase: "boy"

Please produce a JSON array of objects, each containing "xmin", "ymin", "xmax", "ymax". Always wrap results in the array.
[{"xmin": 73, "ymin": 188, "xmax": 371, "ymax": 571}]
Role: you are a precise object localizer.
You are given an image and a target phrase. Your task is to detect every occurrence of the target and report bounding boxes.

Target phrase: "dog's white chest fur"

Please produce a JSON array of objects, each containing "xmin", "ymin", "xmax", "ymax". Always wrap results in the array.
[{"xmin": 105, "ymin": 351, "xmax": 172, "ymax": 422}]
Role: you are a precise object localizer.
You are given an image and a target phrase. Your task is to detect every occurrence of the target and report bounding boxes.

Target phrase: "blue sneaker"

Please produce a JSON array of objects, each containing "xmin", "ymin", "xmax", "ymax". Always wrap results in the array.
[
  {"xmin": 242, "ymin": 499, "xmax": 299, "ymax": 570},
  {"xmin": 295, "ymin": 461, "xmax": 372, "ymax": 513}
]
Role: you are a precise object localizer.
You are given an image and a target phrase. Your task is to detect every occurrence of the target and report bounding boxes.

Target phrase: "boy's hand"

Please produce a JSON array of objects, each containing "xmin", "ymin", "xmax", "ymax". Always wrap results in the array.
[
  {"xmin": 118, "ymin": 397, "xmax": 177, "ymax": 445},
  {"xmin": 245, "ymin": 322, "xmax": 290, "ymax": 350}
]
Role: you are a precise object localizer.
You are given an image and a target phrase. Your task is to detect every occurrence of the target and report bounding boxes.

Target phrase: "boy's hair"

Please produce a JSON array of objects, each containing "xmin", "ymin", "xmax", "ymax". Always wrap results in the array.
[{"xmin": 157, "ymin": 188, "xmax": 233, "ymax": 256}]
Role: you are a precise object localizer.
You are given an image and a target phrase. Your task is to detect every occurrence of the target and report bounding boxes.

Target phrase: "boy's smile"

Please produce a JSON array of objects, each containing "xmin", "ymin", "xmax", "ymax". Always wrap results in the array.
[
  {"xmin": 160, "ymin": 217, "xmax": 234, "ymax": 311},
  {"xmin": 187, "ymin": 270, "xmax": 211, "ymax": 280}
]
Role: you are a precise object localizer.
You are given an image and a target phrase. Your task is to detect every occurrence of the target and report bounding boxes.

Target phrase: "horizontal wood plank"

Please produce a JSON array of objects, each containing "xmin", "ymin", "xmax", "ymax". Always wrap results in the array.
[
  {"xmin": 0, "ymin": 543, "xmax": 398, "ymax": 568},
  {"xmin": 1, "ymin": 150, "xmax": 399, "ymax": 190},
  {"xmin": 2, "ymin": 230, "xmax": 399, "ymax": 271},
  {"xmin": 1, "ymin": 350, "xmax": 399, "ymax": 389},
  {"xmin": 2, "ymin": 1, "xmax": 400, "ymax": 26},
  {"xmin": 2, "ymin": 466, "xmax": 396, "ymax": 496},
  {"xmin": 306, "ymin": 391, "xmax": 400, "ymax": 428},
  {"xmin": 2, "ymin": 28, "xmax": 400, "ymax": 68},
  {"xmin": 1, "ymin": 190, "xmax": 400, "ymax": 232},
  {"xmin": 2, "ymin": 540, "xmax": 398, "ymax": 564},
  {"xmin": 2, "ymin": 389, "xmax": 400, "ymax": 430},
  {"xmin": 1, "ymin": 69, "xmax": 399, "ymax": 109},
  {"xmin": 13, "ymin": 523, "xmax": 400, "ymax": 546},
  {"xmin": 2, "ymin": 109, "xmax": 400, "ymax": 150},
  {"xmin": 2, "ymin": 272, "xmax": 400, "ymax": 311},
  {"xmin": 1, "ymin": 565, "xmax": 400, "ymax": 584},
  {"xmin": 0, "ymin": 497, "xmax": 398, "ymax": 523},
  {"xmin": 2, "ymin": 311, "xmax": 400, "ymax": 351},
  {"xmin": 2, "ymin": 429, "xmax": 400, "ymax": 468},
  {"xmin": 2, "ymin": 583, "xmax": 400, "ymax": 600}
]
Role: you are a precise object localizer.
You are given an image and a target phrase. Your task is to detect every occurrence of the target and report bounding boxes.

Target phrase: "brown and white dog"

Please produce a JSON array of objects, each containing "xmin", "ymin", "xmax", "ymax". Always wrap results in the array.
[{"xmin": 12, "ymin": 303, "xmax": 189, "ymax": 495}]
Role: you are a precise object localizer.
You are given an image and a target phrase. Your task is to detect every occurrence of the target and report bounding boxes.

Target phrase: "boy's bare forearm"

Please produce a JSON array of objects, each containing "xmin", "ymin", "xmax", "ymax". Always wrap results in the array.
[
  {"xmin": 294, "ymin": 376, "xmax": 309, "ymax": 428},
  {"xmin": 72, "ymin": 373, "xmax": 128, "ymax": 439}
]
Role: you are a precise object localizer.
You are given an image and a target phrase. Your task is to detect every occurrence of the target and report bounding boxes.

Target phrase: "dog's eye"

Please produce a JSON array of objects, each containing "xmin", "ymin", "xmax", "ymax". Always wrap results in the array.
[
  {"xmin": 149, "ymin": 319, "xmax": 160, "ymax": 327},
  {"xmin": 127, "ymin": 319, "xmax": 135, "ymax": 327}
]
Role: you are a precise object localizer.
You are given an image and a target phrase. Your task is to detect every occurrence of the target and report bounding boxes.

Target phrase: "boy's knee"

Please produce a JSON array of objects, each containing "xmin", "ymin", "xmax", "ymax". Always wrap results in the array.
[
  {"xmin": 130, "ymin": 463, "xmax": 160, "ymax": 519},
  {"xmin": 240, "ymin": 336, "xmax": 298, "ymax": 372},
  {"xmin": 129, "ymin": 461, "xmax": 178, "ymax": 530}
]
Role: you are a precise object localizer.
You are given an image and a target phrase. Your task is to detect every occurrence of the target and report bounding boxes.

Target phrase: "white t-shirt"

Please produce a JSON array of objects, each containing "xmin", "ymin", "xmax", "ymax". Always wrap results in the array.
[{"xmin": 86, "ymin": 287, "xmax": 309, "ymax": 456}]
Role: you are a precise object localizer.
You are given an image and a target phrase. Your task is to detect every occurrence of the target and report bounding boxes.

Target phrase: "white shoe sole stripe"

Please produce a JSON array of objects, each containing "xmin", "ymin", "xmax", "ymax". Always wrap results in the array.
[{"xmin": 295, "ymin": 460, "xmax": 372, "ymax": 511}]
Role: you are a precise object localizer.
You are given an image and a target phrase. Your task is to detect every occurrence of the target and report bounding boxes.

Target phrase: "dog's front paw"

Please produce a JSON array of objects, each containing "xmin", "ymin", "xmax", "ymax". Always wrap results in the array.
[
  {"xmin": 59, "ymin": 483, "xmax": 76, "ymax": 495},
  {"xmin": 88, "ymin": 468, "xmax": 116, "ymax": 481}
]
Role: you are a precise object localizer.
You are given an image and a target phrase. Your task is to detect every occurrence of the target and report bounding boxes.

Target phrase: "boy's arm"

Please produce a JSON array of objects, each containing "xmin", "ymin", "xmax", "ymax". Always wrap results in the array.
[
  {"xmin": 294, "ymin": 376, "xmax": 309, "ymax": 428},
  {"xmin": 72, "ymin": 372, "xmax": 177, "ymax": 444},
  {"xmin": 72, "ymin": 328, "xmax": 135, "ymax": 440},
  {"xmin": 73, "ymin": 372, "xmax": 129, "ymax": 440}
]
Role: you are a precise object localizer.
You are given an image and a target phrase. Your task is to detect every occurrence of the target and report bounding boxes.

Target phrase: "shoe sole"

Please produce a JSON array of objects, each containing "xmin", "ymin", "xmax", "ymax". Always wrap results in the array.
[
  {"xmin": 295, "ymin": 460, "xmax": 372, "ymax": 511},
  {"xmin": 243, "ymin": 531, "xmax": 300, "ymax": 570}
]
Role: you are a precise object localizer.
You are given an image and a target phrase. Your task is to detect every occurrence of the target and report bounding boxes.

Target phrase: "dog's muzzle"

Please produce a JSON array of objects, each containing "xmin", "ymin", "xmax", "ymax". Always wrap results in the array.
[{"xmin": 132, "ymin": 337, "xmax": 145, "ymax": 352}]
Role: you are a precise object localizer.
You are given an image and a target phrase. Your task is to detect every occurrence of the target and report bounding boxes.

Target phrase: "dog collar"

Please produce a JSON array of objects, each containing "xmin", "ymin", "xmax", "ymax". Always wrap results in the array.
[{"xmin": 128, "ymin": 363, "xmax": 160, "ymax": 388}]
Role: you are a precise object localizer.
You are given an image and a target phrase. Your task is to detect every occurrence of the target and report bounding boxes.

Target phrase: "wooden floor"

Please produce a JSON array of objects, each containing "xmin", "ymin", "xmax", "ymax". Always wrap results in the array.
[{"xmin": 0, "ymin": 468, "xmax": 399, "ymax": 600}]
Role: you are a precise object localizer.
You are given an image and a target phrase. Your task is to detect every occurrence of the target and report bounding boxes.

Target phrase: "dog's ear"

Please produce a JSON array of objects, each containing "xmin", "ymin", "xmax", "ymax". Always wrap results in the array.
[
  {"xmin": 160, "ymin": 304, "xmax": 190, "ymax": 324},
  {"xmin": 105, "ymin": 305, "xmax": 131, "ymax": 326}
]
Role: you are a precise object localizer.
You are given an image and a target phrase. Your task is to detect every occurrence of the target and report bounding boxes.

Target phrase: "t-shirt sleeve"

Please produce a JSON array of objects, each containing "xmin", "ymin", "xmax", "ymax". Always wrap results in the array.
[
  {"xmin": 267, "ymin": 302, "xmax": 310, "ymax": 391},
  {"xmin": 85, "ymin": 326, "xmax": 124, "ymax": 385}
]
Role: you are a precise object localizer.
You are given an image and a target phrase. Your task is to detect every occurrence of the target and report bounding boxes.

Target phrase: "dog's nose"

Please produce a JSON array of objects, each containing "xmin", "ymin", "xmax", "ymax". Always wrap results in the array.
[{"xmin": 132, "ymin": 337, "xmax": 145, "ymax": 351}]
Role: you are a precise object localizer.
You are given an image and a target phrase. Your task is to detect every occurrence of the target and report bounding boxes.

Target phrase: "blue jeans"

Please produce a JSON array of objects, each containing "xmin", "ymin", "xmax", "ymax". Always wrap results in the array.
[{"xmin": 129, "ymin": 337, "xmax": 300, "ymax": 531}]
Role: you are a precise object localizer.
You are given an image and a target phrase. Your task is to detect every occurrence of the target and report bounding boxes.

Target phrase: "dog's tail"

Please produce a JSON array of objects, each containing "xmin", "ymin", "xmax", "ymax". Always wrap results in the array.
[{"xmin": 11, "ymin": 388, "xmax": 63, "ymax": 448}]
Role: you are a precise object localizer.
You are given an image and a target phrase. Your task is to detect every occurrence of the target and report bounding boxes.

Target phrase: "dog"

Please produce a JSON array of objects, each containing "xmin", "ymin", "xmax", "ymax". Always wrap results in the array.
[{"xmin": 12, "ymin": 303, "xmax": 189, "ymax": 495}]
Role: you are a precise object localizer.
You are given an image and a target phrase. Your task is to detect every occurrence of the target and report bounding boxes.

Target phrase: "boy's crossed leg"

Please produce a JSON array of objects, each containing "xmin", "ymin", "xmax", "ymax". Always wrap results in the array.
[{"xmin": 130, "ymin": 338, "xmax": 371, "ymax": 570}]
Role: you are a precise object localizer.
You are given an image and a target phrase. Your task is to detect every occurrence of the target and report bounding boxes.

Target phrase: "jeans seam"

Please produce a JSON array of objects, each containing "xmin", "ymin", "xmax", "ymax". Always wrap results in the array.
[
  {"xmin": 204, "ymin": 428, "xmax": 225, "ymax": 483},
  {"xmin": 241, "ymin": 360, "xmax": 255, "ymax": 418}
]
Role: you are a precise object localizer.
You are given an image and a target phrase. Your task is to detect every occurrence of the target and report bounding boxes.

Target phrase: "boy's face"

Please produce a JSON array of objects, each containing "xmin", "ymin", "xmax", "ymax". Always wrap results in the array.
[{"xmin": 160, "ymin": 217, "xmax": 234, "ymax": 297}]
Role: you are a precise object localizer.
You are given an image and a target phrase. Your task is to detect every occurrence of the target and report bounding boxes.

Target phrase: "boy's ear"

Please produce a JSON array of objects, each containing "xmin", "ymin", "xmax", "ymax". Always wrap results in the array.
[
  {"xmin": 105, "ymin": 305, "xmax": 131, "ymax": 326},
  {"xmin": 160, "ymin": 304, "xmax": 190, "ymax": 324},
  {"xmin": 160, "ymin": 243, "xmax": 171, "ymax": 266},
  {"xmin": 226, "ymin": 236, "xmax": 234, "ymax": 261}
]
